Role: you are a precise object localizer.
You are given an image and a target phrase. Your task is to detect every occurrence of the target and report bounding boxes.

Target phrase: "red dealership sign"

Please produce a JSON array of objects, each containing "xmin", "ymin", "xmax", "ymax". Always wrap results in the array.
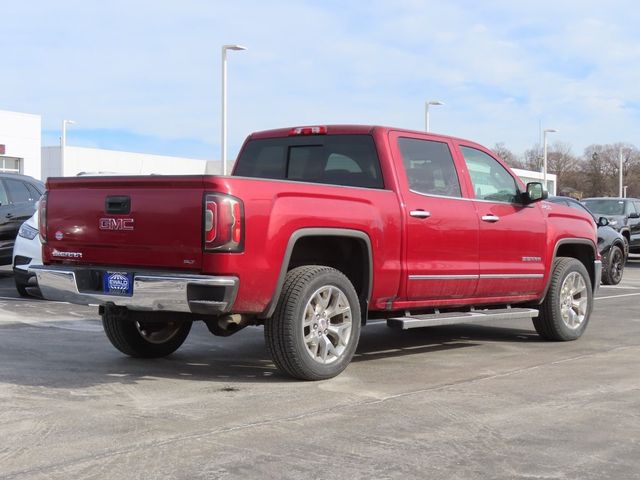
[{"xmin": 0, "ymin": 144, "xmax": 5, "ymax": 155}]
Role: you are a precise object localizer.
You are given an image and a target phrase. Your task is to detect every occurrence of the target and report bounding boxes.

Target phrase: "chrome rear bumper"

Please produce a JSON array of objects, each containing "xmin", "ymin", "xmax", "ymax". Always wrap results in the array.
[{"xmin": 30, "ymin": 265, "xmax": 238, "ymax": 315}]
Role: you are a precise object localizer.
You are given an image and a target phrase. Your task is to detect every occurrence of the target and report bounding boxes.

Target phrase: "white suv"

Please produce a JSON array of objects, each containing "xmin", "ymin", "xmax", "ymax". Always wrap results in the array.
[{"xmin": 12, "ymin": 210, "xmax": 41, "ymax": 297}]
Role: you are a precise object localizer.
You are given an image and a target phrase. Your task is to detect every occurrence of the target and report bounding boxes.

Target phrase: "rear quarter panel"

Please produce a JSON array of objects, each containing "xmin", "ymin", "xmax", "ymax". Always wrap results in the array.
[{"xmin": 205, "ymin": 176, "xmax": 403, "ymax": 314}]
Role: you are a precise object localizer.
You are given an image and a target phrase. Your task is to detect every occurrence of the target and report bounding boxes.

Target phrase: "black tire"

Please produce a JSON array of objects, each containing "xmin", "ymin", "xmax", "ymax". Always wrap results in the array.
[
  {"xmin": 102, "ymin": 311, "xmax": 192, "ymax": 358},
  {"xmin": 14, "ymin": 278, "xmax": 30, "ymax": 297},
  {"xmin": 265, "ymin": 265, "xmax": 362, "ymax": 381},
  {"xmin": 602, "ymin": 245, "xmax": 625, "ymax": 285},
  {"xmin": 533, "ymin": 257, "xmax": 593, "ymax": 341}
]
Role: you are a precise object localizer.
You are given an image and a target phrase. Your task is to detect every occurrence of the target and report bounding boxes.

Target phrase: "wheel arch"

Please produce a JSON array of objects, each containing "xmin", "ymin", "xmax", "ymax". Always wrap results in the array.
[
  {"xmin": 620, "ymin": 227, "xmax": 631, "ymax": 251},
  {"xmin": 539, "ymin": 238, "xmax": 598, "ymax": 303},
  {"xmin": 261, "ymin": 228, "xmax": 373, "ymax": 322},
  {"xmin": 612, "ymin": 237, "xmax": 626, "ymax": 253},
  {"xmin": 620, "ymin": 227, "xmax": 631, "ymax": 239}
]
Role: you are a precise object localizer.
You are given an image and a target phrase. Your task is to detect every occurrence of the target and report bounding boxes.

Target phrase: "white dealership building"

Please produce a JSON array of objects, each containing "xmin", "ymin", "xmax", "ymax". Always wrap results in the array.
[
  {"xmin": 41, "ymin": 146, "xmax": 212, "ymax": 178},
  {"xmin": 0, "ymin": 110, "xmax": 42, "ymax": 179},
  {"xmin": 1, "ymin": 109, "xmax": 216, "ymax": 180}
]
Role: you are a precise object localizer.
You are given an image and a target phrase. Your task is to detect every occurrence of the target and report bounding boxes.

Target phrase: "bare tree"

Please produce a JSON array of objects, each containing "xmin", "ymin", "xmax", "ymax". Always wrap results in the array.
[
  {"xmin": 492, "ymin": 142, "xmax": 523, "ymax": 168},
  {"xmin": 547, "ymin": 141, "xmax": 579, "ymax": 193},
  {"xmin": 523, "ymin": 144, "xmax": 543, "ymax": 172},
  {"xmin": 488, "ymin": 140, "xmax": 640, "ymax": 198},
  {"xmin": 581, "ymin": 143, "xmax": 640, "ymax": 197}
]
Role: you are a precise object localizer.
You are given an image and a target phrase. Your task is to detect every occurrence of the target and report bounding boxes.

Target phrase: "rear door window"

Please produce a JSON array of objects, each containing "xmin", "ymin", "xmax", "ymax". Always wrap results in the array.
[
  {"xmin": 397, "ymin": 137, "xmax": 462, "ymax": 197},
  {"xmin": 234, "ymin": 135, "xmax": 384, "ymax": 189}
]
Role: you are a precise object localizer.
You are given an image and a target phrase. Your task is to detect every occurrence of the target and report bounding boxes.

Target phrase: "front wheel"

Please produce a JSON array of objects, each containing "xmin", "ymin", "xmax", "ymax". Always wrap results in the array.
[
  {"xmin": 533, "ymin": 257, "xmax": 593, "ymax": 341},
  {"xmin": 265, "ymin": 266, "xmax": 361, "ymax": 380},
  {"xmin": 102, "ymin": 310, "xmax": 192, "ymax": 358}
]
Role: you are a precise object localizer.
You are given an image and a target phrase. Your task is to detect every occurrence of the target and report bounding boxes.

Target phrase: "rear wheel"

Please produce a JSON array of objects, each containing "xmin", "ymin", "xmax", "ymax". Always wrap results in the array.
[
  {"xmin": 265, "ymin": 265, "xmax": 361, "ymax": 381},
  {"xmin": 102, "ymin": 310, "xmax": 192, "ymax": 358},
  {"xmin": 533, "ymin": 257, "xmax": 593, "ymax": 341},
  {"xmin": 602, "ymin": 245, "xmax": 625, "ymax": 285}
]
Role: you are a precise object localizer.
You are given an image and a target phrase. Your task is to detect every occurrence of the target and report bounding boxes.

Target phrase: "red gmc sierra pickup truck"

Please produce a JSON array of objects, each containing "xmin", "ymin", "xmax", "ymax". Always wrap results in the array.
[{"xmin": 33, "ymin": 125, "xmax": 601, "ymax": 380}]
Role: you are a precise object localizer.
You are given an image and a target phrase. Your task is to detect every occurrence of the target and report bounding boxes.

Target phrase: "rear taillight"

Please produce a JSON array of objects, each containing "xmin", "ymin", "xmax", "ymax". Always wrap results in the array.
[
  {"xmin": 203, "ymin": 193, "xmax": 244, "ymax": 252},
  {"xmin": 38, "ymin": 192, "xmax": 48, "ymax": 243},
  {"xmin": 204, "ymin": 200, "xmax": 217, "ymax": 243}
]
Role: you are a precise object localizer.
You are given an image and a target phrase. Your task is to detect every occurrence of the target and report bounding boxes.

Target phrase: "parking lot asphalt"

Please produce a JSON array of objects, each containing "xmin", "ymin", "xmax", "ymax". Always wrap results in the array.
[{"xmin": 1, "ymin": 262, "xmax": 640, "ymax": 480}]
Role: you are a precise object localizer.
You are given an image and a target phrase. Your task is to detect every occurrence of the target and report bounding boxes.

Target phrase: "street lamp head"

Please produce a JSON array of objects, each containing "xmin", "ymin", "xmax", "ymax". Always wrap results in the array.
[
  {"xmin": 543, "ymin": 128, "xmax": 557, "ymax": 133},
  {"xmin": 223, "ymin": 44, "xmax": 247, "ymax": 51},
  {"xmin": 64, "ymin": 120, "xmax": 76, "ymax": 125},
  {"xmin": 427, "ymin": 100, "xmax": 445, "ymax": 106}
]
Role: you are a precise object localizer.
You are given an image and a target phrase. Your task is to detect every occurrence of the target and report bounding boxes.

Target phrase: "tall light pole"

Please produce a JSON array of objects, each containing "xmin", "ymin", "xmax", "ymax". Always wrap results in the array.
[
  {"xmin": 221, "ymin": 44, "xmax": 247, "ymax": 175},
  {"xmin": 619, "ymin": 147, "xmax": 624, "ymax": 197},
  {"xmin": 425, "ymin": 100, "xmax": 444, "ymax": 132},
  {"xmin": 61, "ymin": 120, "xmax": 76, "ymax": 173},
  {"xmin": 542, "ymin": 128, "xmax": 557, "ymax": 189}
]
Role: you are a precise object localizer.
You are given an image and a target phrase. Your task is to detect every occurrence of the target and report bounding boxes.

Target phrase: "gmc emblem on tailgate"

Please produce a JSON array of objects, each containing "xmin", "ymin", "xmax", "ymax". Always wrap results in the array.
[{"xmin": 99, "ymin": 218, "xmax": 134, "ymax": 231}]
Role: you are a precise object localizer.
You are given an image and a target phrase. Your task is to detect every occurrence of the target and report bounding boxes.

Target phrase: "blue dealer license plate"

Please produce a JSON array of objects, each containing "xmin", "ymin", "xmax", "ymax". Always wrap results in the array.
[{"xmin": 103, "ymin": 271, "xmax": 134, "ymax": 296}]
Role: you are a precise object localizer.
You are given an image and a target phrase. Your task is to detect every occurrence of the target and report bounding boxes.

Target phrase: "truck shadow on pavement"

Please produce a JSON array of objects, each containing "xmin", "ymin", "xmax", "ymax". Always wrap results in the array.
[
  {"xmin": 352, "ymin": 321, "xmax": 539, "ymax": 363},
  {"xmin": 0, "ymin": 318, "xmax": 542, "ymax": 388}
]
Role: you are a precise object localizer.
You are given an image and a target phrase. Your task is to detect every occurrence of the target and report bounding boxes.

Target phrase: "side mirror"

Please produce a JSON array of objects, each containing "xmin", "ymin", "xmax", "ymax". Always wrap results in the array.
[
  {"xmin": 598, "ymin": 216, "xmax": 609, "ymax": 227},
  {"xmin": 524, "ymin": 182, "xmax": 548, "ymax": 204}
]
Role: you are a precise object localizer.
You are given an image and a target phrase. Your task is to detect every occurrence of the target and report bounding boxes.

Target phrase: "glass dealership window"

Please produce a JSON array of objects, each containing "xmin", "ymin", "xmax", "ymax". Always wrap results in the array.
[{"xmin": 0, "ymin": 157, "xmax": 22, "ymax": 173}]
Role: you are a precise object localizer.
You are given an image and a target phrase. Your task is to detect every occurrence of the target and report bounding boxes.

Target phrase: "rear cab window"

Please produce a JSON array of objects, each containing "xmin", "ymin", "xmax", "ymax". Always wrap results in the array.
[{"xmin": 233, "ymin": 135, "xmax": 384, "ymax": 189}]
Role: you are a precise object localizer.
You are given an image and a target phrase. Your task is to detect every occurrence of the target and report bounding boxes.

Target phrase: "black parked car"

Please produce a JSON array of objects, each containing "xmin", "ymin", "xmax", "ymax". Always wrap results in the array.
[
  {"xmin": 548, "ymin": 196, "xmax": 626, "ymax": 285},
  {"xmin": 582, "ymin": 197, "xmax": 640, "ymax": 254},
  {"xmin": 0, "ymin": 173, "xmax": 44, "ymax": 265}
]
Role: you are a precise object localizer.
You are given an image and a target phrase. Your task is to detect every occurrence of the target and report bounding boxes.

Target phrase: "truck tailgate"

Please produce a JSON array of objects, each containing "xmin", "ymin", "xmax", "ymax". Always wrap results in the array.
[{"xmin": 44, "ymin": 176, "xmax": 206, "ymax": 270}]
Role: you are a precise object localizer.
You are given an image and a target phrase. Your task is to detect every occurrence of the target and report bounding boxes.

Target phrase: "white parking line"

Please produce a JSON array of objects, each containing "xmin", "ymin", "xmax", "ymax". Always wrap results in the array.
[
  {"xmin": 595, "ymin": 292, "xmax": 640, "ymax": 301},
  {"xmin": 599, "ymin": 285, "xmax": 640, "ymax": 290}
]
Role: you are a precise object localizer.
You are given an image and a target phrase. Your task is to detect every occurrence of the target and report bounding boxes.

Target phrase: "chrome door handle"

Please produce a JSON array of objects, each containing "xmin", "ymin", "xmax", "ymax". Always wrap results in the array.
[
  {"xmin": 481, "ymin": 214, "xmax": 500, "ymax": 222},
  {"xmin": 410, "ymin": 210, "xmax": 431, "ymax": 218}
]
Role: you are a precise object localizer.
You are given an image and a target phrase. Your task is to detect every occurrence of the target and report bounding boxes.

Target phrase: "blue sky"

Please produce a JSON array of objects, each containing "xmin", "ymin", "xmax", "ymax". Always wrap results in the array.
[{"xmin": 2, "ymin": 0, "xmax": 640, "ymax": 160}]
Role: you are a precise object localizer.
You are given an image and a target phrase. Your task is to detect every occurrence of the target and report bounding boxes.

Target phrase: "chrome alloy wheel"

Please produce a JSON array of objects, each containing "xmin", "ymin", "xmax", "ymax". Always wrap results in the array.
[
  {"xmin": 302, "ymin": 285, "xmax": 353, "ymax": 365},
  {"xmin": 559, "ymin": 272, "xmax": 588, "ymax": 330},
  {"xmin": 135, "ymin": 321, "xmax": 183, "ymax": 344}
]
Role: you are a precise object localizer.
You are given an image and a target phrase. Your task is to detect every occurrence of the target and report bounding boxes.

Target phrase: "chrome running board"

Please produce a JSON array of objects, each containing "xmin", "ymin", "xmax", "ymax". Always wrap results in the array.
[{"xmin": 387, "ymin": 307, "xmax": 539, "ymax": 330}]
